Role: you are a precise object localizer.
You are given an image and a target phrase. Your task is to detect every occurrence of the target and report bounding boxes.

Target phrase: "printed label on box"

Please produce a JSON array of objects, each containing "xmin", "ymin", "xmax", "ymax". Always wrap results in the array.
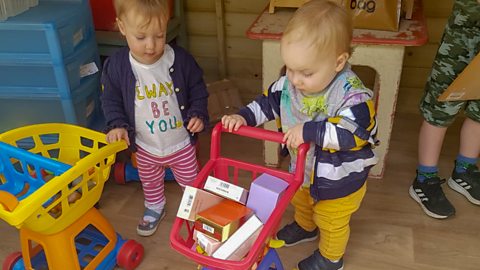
[
  {"xmin": 73, "ymin": 28, "xmax": 84, "ymax": 47},
  {"xmin": 203, "ymin": 176, "xmax": 248, "ymax": 204},
  {"xmin": 202, "ymin": 223, "xmax": 215, "ymax": 234},
  {"xmin": 80, "ymin": 62, "xmax": 99, "ymax": 78},
  {"xmin": 176, "ymin": 186, "xmax": 224, "ymax": 221}
]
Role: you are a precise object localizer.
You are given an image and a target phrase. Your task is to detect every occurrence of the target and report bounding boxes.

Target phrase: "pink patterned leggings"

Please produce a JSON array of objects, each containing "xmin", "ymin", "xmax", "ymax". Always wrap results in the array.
[{"xmin": 135, "ymin": 143, "xmax": 198, "ymax": 207}]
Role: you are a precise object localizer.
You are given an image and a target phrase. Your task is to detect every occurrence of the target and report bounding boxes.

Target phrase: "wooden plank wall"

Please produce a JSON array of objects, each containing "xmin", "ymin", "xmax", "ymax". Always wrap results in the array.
[
  {"xmin": 185, "ymin": 0, "xmax": 268, "ymax": 104},
  {"xmin": 185, "ymin": 0, "xmax": 454, "ymax": 113}
]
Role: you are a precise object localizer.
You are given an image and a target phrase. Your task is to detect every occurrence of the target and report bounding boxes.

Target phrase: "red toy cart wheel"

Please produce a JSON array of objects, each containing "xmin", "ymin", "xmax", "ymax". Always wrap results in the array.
[
  {"xmin": 113, "ymin": 161, "xmax": 127, "ymax": 185},
  {"xmin": 170, "ymin": 123, "xmax": 309, "ymax": 270},
  {"xmin": 117, "ymin": 239, "xmax": 145, "ymax": 270},
  {"xmin": 2, "ymin": 252, "xmax": 22, "ymax": 270}
]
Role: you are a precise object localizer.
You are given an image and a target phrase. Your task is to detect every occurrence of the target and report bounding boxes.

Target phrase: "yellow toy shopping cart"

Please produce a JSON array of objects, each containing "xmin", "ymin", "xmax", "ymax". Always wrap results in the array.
[{"xmin": 0, "ymin": 123, "xmax": 144, "ymax": 270}]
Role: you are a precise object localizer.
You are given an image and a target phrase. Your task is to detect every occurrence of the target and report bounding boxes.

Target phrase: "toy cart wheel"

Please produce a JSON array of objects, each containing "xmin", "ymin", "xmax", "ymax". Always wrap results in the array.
[
  {"xmin": 117, "ymin": 239, "xmax": 144, "ymax": 270},
  {"xmin": 2, "ymin": 251, "xmax": 22, "ymax": 270},
  {"xmin": 113, "ymin": 162, "xmax": 126, "ymax": 185}
]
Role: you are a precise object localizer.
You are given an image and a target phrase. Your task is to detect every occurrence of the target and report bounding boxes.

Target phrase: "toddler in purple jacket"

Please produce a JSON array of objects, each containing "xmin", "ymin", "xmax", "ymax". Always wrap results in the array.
[{"xmin": 101, "ymin": 0, "xmax": 209, "ymax": 237}]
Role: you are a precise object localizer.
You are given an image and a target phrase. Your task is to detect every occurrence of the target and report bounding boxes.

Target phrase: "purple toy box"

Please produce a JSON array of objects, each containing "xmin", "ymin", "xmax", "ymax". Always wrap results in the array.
[{"xmin": 246, "ymin": 173, "xmax": 289, "ymax": 224}]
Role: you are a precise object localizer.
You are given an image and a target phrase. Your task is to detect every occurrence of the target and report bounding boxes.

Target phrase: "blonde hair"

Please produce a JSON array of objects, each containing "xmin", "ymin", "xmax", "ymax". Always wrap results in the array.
[
  {"xmin": 282, "ymin": 0, "xmax": 352, "ymax": 57},
  {"xmin": 114, "ymin": 0, "xmax": 169, "ymax": 29}
]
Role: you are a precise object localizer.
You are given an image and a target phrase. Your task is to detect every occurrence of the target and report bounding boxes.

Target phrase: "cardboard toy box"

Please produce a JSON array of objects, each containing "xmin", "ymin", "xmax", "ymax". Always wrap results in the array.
[
  {"xmin": 176, "ymin": 186, "xmax": 224, "ymax": 221},
  {"xmin": 269, "ymin": 0, "xmax": 403, "ymax": 31},
  {"xmin": 195, "ymin": 199, "xmax": 252, "ymax": 242},
  {"xmin": 438, "ymin": 52, "xmax": 480, "ymax": 102},
  {"xmin": 193, "ymin": 229, "xmax": 223, "ymax": 255},
  {"xmin": 246, "ymin": 173, "xmax": 288, "ymax": 224},
  {"xmin": 212, "ymin": 214, "xmax": 263, "ymax": 261},
  {"xmin": 203, "ymin": 176, "xmax": 249, "ymax": 205}
]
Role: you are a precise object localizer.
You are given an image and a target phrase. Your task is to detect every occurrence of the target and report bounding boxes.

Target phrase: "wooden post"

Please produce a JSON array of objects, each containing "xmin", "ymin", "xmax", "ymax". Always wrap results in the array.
[{"xmin": 215, "ymin": 0, "xmax": 227, "ymax": 78}]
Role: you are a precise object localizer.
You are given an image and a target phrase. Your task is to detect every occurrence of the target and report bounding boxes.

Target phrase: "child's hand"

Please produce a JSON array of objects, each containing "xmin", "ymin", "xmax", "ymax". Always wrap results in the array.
[
  {"xmin": 221, "ymin": 114, "xmax": 246, "ymax": 132},
  {"xmin": 283, "ymin": 124, "xmax": 305, "ymax": 149},
  {"xmin": 187, "ymin": 117, "xmax": 204, "ymax": 134},
  {"xmin": 106, "ymin": 128, "xmax": 130, "ymax": 145}
]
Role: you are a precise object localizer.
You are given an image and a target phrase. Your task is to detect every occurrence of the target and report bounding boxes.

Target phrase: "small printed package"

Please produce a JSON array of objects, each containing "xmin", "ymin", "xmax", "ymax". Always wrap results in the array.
[
  {"xmin": 193, "ymin": 229, "xmax": 222, "ymax": 255},
  {"xmin": 203, "ymin": 176, "xmax": 248, "ymax": 205},
  {"xmin": 176, "ymin": 186, "xmax": 224, "ymax": 221},
  {"xmin": 212, "ymin": 214, "xmax": 263, "ymax": 261},
  {"xmin": 246, "ymin": 173, "xmax": 288, "ymax": 224},
  {"xmin": 195, "ymin": 199, "xmax": 252, "ymax": 242}
]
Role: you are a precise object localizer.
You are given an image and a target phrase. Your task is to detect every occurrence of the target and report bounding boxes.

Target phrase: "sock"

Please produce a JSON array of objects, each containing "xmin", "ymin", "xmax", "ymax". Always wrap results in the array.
[
  {"xmin": 416, "ymin": 165, "xmax": 438, "ymax": 183},
  {"xmin": 455, "ymin": 154, "xmax": 478, "ymax": 173},
  {"xmin": 144, "ymin": 201, "xmax": 165, "ymax": 222}
]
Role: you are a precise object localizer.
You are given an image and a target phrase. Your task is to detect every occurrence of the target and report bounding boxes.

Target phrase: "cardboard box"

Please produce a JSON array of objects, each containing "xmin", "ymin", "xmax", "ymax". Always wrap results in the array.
[
  {"xmin": 207, "ymin": 79, "xmax": 243, "ymax": 124},
  {"xmin": 270, "ymin": 0, "xmax": 402, "ymax": 31},
  {"xmin": 203, "ymin": 176, "xmax": 248, "ymax": 204},
  {"xmin": 176, "ymin": 186, "xmax": 224, "ymax": 221},
  {"xmin": 438, "ymin": 52, "xmax": 480, "ymax": 101},
  {"xmin": 246, "ymin": 173, "xmax": 288, "ymax": 224},
  {"xmin": 212, "ymin": 214, "xmax": 263, "ymax": 261},
  {"xmin": 193, "ymin": 229, "xmax": 222, "ymax": 255},
  {"xmin": 402, "ymin": 0, "xmax": 414, "ymax": 19},
  {"xmin": 195, "ymin": 199, "xmax": 252, "ymax": 242}
]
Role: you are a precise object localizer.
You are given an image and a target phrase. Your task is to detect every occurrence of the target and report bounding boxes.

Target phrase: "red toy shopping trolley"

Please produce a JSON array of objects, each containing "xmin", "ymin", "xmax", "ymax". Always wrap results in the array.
[{"xmin": 170, "ymin": 123, "xmax": 309, "ymax": 270}]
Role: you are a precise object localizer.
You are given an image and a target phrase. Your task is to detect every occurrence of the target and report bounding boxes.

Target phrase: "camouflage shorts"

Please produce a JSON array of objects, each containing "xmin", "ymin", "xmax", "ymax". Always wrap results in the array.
[{"xmin": 420, "ymin": 0, "xmax": 480, "ymax": 126}]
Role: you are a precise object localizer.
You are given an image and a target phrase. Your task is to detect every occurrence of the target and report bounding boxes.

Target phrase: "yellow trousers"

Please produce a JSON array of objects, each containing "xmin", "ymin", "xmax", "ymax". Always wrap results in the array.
[{"xmin": 291, "ymin": 182, "xmax": 367, "ymax": 261}]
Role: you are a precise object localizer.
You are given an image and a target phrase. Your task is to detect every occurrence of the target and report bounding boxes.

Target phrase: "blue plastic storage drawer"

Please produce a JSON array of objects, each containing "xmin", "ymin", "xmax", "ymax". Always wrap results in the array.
[
  {"xmin": 0, "ymin": 74, "xmax": 100, "ymax": 133},
  {"xmin": 0, "ymin": 0, "xmax": 94, "ymax": 59},
  {"xmin": 0, "ymin": 36, "xmax": 100, "ymax": 98}
]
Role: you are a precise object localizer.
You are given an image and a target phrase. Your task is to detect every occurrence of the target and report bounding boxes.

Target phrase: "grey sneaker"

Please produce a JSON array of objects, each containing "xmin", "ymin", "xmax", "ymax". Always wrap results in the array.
[
  {"xmin": 298, "ymin": 250, "xmax": 344, "ymax": 270},
  {"xmin": 276, "ymin": 221, "xmax": 318, "ymax": 247},
  {"xmin": 409, "ymin": 176, "xmax": 455, "ymax": 219},
  {"xmin": 448, "ymin": 164, "xmax": 480, "ymax": 205}
]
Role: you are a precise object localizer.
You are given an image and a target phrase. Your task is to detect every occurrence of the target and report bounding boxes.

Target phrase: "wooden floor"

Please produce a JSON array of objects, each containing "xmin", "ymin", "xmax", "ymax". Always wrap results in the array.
[{"xmin": 1, "ymin": 109, "xmax": 480, "ymax": 269}]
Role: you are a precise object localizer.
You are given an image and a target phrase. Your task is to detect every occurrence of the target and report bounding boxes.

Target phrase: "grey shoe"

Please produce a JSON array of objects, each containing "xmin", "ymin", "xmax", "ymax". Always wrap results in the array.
[
  {"xmin": 448, "ymin": 164, "xmax": 480, "ymax": 205},
  {"xmin": 298, "ymin": 250, "xmax": 344, "ymax": 270},
  {"xmin": 276, "ymin": 221, "xmax": 318, "ymax": 247},
  {"xmin": 137, "ymin": 208, "xmax": 165, "ymax": 237}
]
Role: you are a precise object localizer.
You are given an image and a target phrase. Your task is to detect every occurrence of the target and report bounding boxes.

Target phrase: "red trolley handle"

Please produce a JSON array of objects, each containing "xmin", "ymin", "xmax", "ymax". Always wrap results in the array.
[{"xmin": 210, "ymin": 122, "xmax": 309, "ymax": 167}]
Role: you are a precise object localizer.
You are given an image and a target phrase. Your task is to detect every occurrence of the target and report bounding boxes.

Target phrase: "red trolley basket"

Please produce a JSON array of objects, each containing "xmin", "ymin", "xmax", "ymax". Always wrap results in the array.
[{"xmin": 170, "ymin": 123, "xmax": 309, "ymax": 270}]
